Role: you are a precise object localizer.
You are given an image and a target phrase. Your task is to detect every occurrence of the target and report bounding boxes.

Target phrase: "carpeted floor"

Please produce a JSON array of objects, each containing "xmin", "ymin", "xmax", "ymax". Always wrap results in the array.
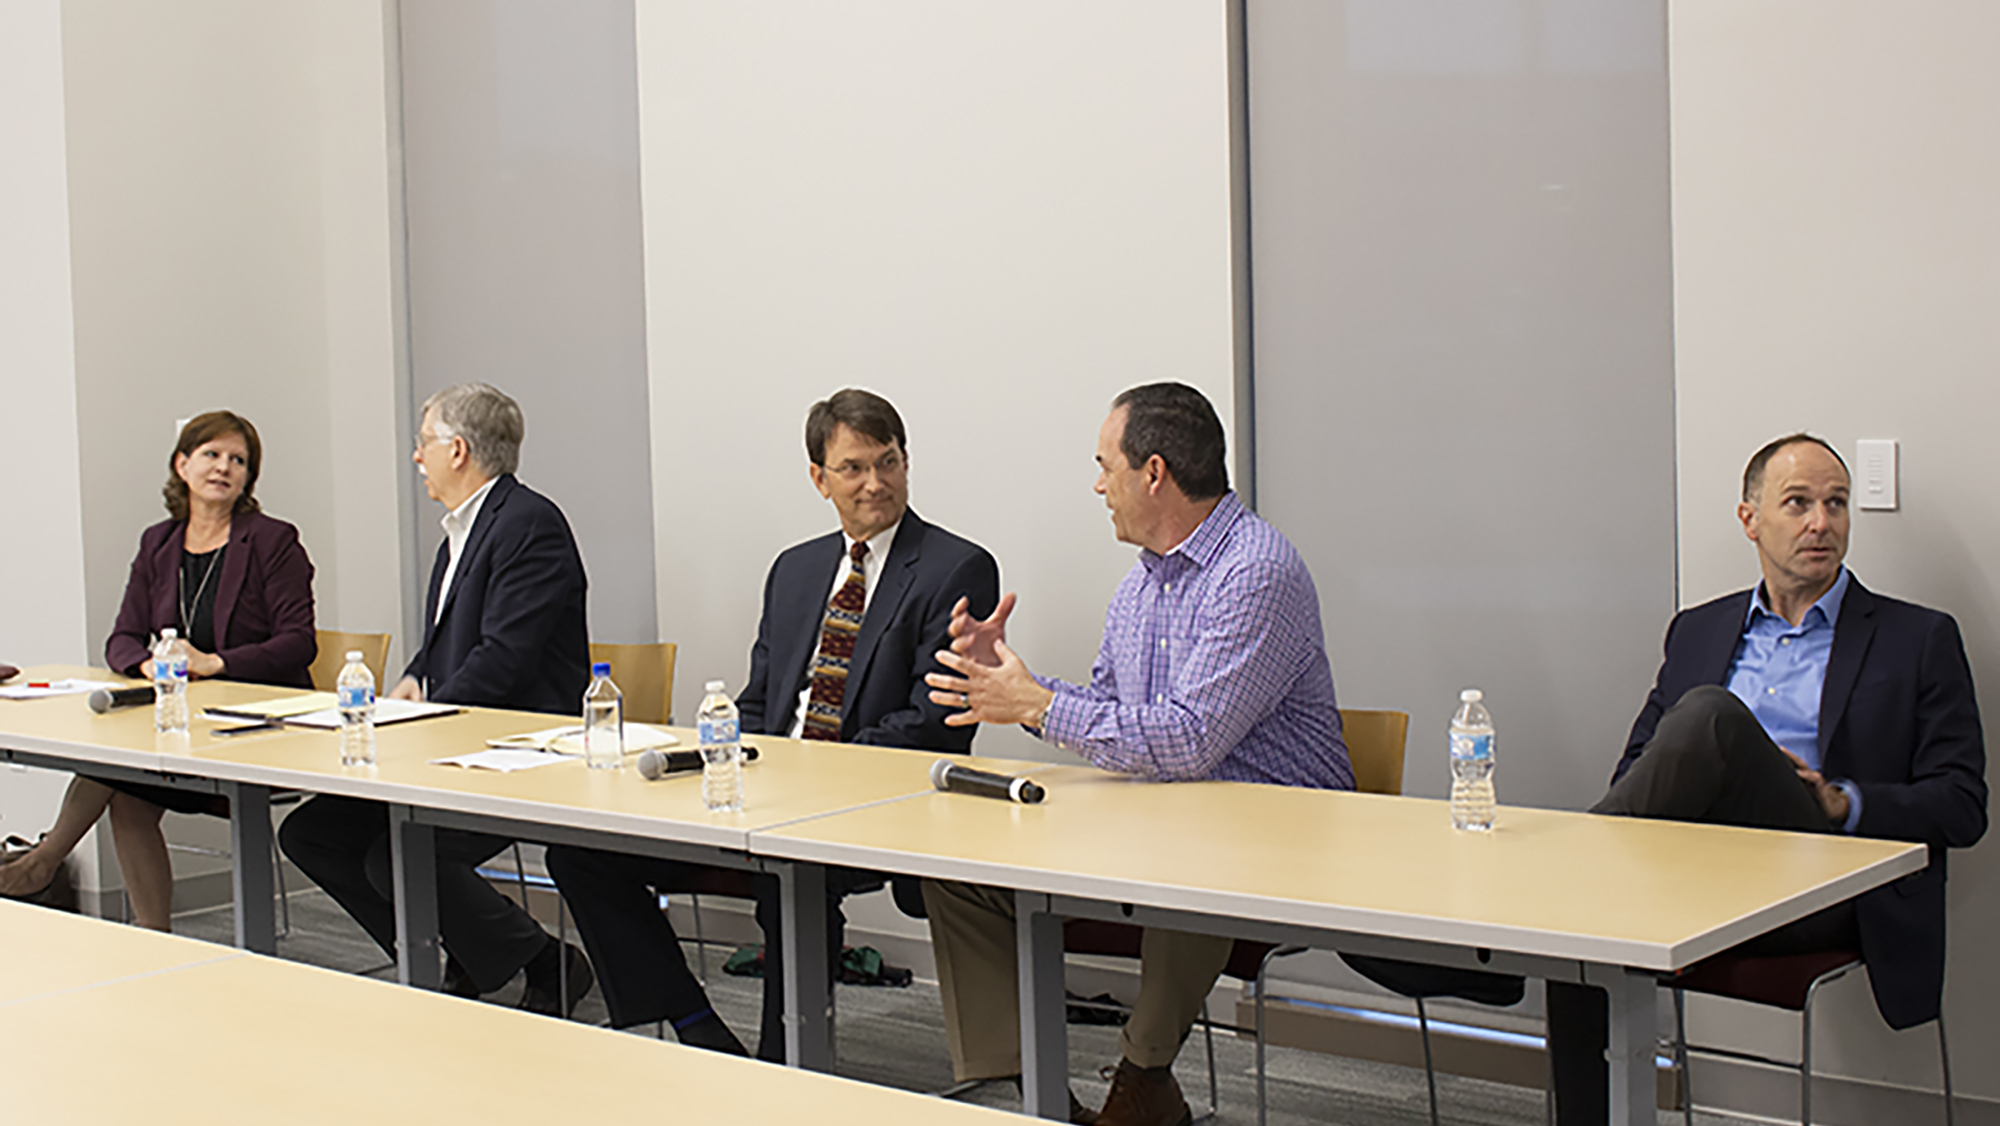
[{"xmin": 171, "ymin": 892, "xmax": 1762, "ymax": 1125}]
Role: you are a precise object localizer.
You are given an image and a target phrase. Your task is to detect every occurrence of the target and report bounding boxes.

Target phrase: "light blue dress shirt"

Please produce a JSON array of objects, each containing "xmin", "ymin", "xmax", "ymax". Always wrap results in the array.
[{"xmin": 1724, "ymin": 566, "xmax": 1862, "ymax": 831}]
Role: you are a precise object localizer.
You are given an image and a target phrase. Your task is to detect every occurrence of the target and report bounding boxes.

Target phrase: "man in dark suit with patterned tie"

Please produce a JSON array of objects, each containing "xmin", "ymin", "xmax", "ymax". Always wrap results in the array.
[{"xmin": 547, "ymin": 388, "xmax": 1000, "ymax": 1059}]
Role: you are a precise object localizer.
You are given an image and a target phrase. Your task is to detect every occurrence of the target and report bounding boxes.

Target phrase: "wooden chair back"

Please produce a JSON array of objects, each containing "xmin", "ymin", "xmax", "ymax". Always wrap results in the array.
[
  {"xmin": 591, "ymin": 642, "xmax": 679, "ymax": 725},
  {"xmin": 1339, "ymin": 708, "xmax": 1410, "ymax": 796},
  {"xmin": 309, "ymin": 630, "xmax": 392, "ymax": 692}
]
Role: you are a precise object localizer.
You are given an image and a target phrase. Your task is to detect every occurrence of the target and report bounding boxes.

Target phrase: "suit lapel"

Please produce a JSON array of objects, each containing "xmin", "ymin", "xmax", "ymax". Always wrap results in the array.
[
  {"xmin": 1695, "ymin": 590, "xmax": 1754, "ymax": 686},
  {"xmin": 773, "ymin": 533, "xmax": 846, "ymax": 717},
  {"xmin": 845, "ymin": 512, "xmax": 924, "ymax": 731},
  {"xmin": 156, "ymin": 522, "xmax": 190, "ymax": 632},
  {"xmin": 211, "ymin": 515, "xmax": 251, "ymax": 647},
  {"xmin": 433, "ymin": 475, "xmax": 514, "ymax": 628},
  {"xmin": 1819, "ymin": 577, "xmax": 1877, "ymax": 767}
]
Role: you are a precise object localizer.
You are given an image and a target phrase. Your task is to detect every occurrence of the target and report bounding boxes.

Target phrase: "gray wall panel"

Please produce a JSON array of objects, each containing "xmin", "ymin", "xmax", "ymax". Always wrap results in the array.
[
  {"xmin": 1247, "ymin": 0, "xmax": 1677, "ymax": 809},
  {"xmin": 399, "ymin": 0, "xmax": 658, "ymax": 653}
]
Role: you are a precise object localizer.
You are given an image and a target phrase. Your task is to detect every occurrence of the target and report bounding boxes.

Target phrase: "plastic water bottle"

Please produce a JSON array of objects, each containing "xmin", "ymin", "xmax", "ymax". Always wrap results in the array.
[
  {"xmin": 583, "ymin": 662, "xmax": 623, "ymax": 770},
  {"xmin": 337, "ymin": 651, "xmax": 377, "ymax": 766},
  {"xmin": 697, "ymin": 680, "xmax": 743, "ymax": 812},
  {"xmin": 1449, "ymin": 688, "xmax": 1496, "ymax": 831},
  {"xmin": 152, "ymin": 629, "xmax": 190, "ymax": 734}
]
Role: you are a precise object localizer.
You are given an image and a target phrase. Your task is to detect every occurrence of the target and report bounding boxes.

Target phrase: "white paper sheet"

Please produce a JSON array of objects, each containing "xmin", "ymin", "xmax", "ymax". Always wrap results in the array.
[
  {"xmin": 428, "ymin": 748, "xmax": 573, "ymax": 773},
  {"xmin": 0, "ymin": 678, "xmax": 122, "ymax": 700}
]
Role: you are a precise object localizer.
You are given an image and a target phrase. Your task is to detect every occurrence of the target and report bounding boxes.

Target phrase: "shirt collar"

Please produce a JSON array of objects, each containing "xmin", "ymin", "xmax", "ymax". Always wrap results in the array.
[
  {"xmin": 1146, "ymin": 490, "xmax": 1244, "ymax": 571},
  {"xmin": 1747, "ymin": 565, "xmax": 1851, "ymax": 631},
  {"xmin": 844, "ymin": 515, "xmax": 902, "ymax": 564},
  {"xmin": 442, "ymin": 476, "xmax": 498, "ymax": 539}
]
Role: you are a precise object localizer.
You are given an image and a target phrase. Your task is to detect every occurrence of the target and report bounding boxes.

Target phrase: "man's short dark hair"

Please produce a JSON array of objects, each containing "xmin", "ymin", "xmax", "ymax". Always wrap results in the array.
[
  {"xmin": 1742, "ymin": 432, "xmax": 1850, "ymax": 503},
  {"xmin": 1110, "ymin": 382, "xmax": 1229, "ymax": 501},
  {"xmin": 805, "ymin": 389, "xmax": 907, "ymax": 465}
]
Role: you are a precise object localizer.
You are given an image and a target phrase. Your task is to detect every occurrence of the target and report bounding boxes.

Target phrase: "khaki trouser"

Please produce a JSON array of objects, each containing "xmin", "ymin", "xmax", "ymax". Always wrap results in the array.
[{"xmin": 923, "ymin": 879, "xmax": 1234, "ymax": 1081}]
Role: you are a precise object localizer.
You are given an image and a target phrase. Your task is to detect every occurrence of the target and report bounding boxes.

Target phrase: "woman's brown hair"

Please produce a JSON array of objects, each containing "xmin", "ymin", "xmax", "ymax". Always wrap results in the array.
[{"xmin": 162, "ymin": 411, "xmax": 263, "ymax": 521}]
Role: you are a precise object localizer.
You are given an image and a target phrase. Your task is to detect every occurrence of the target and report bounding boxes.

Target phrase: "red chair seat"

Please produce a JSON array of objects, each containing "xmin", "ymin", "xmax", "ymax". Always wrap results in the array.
[{"xmin": 1669, "ymin": 949, "xmax": 1862, "ymax": 1012}]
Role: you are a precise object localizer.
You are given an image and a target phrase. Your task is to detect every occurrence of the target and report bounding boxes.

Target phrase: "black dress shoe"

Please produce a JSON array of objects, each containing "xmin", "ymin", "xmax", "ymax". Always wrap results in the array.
[
  {"xmin": 520, "ymin": 940, "xmax": 594, "ymax": 1018},
  {"xmin": 441, "ymin": 956, "xmax": 480, "ymax": 999},
  {"xmin": 674, "ymin": 1011, "xmax": 749, "ymax": 1056}
]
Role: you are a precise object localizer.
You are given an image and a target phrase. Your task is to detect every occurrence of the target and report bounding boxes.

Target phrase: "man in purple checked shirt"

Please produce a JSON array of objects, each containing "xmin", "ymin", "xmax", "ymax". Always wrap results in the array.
[{"xmin": 921, "ymin": 382, "xmax": 1351, "ymax": 1126}]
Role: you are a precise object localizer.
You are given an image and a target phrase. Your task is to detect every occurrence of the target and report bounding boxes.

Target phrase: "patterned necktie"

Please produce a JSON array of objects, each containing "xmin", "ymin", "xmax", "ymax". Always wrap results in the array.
[{"xmin": 801, "ymin": 540, "xmax": 870, "ymax": 741}]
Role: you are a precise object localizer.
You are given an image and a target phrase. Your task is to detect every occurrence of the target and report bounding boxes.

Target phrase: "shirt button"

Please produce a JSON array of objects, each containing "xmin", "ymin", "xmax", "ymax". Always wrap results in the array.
[
  {"xmin": 1156, "ymin": 694, "xmax": 1166, "ymax": 704},
  {"xmin": 1767, "ymin": 687, "xmax": 1777, "ymax": 695},
  {"xmin": 1781, "ymin": 638, "xmax": 1791, "ymax": 646},
  {"xmin": 1163, "ymin": 583, "xmax": 1172, "ymax": 594},
  {"xmin": 1159, "ymin": 639, "xmax": 1168, "ymax": 649}
]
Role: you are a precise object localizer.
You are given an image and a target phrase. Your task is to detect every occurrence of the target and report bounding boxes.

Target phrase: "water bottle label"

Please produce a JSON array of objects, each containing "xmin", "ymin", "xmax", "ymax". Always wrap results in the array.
[
  {"xmin": 699, "ymin": 717, "xmax": 738, "ymax": 745},
  {"xmin": 339, "ymin": 685, "xmax": 374, "ymax": 709},
  {"xmin": 165, "ymin": 661, "xmax": 188, "ymax": 682},
  {"xmin": 1460, "ymin": 732, "xmax": 1493, "ymax": 761}
]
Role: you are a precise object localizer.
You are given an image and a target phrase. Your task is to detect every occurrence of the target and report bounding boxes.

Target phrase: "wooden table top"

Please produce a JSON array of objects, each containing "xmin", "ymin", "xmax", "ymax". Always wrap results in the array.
[
  {"xmin": 0, "ymin": 904, "xmax": 1020, "ymax": 1125},
  {"xmin": 751, "ymin": 763, "xmax": 1925, "ymax": 972},
  {"xmin": 0, "ymin": 666, "xmax": 1038, "ymax": 852}
]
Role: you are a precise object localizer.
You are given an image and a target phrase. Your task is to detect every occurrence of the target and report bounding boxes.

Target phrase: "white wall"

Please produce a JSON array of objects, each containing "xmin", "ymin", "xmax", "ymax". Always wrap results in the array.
[
  {"xmin": 636, "ymin": 0, "xmax": 1239, "ymax": 762},
  {"xmin": 55, "ymin": 0, "xmax": 405, "ymax": 898},
  {"xmin": 0, "ymin": 0, "xmax": 97, "ymax": 876},
  {"xmin": 1672, "ymin": 0, "xmax": 2000, "ymax": 1102},
  {"xmin": 59, "ymin": 0, "xmax": 406, "ymax": 667}
]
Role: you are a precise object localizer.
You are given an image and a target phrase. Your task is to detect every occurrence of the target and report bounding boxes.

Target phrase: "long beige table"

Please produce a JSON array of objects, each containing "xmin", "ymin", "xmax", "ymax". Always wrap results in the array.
[
  {"xmin": 0, "ymin": 901, "xmax": 1022, "ymax": 1125},
  {"xmin": 752, "ymin": 764, "xmax": 1927, "ymax": 1125},
  {"xmin": 0, "ymin": 665, "xmax": 1032, "ymax": 1069}
]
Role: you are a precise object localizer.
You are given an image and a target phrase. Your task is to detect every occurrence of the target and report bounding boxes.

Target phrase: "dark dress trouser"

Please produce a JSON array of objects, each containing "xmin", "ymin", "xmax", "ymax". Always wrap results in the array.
[
  {"xmin": 1546, "ymin": 685, "xmax": 1857, "ymax": 1122},
  {"xmin": 544, "ymin": 844, "xmax": 857, "ymax": 1062},
  {"xmin": 278, "ymin": 794, "xmax": 552, "ymax": 993}
]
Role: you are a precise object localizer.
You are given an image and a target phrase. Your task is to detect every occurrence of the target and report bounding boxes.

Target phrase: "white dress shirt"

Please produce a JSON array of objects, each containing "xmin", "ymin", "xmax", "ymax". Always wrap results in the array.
[{"xmin": 434, "ymin": 476, "xmax": 497, "ymax": 624}]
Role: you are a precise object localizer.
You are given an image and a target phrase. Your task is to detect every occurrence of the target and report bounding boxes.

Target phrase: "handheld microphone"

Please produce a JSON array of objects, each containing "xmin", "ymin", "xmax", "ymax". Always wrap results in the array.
[
  {"xmin": 636, "ymin": 743, "xmax": 759, "ymax": 780},
  {"xmin": 930, "ymin": 759, "xmax": 1045, "ymax": 804},
  {"xmin": 88, "ymin": 685, "xmax": 156, "ymax": 714}
]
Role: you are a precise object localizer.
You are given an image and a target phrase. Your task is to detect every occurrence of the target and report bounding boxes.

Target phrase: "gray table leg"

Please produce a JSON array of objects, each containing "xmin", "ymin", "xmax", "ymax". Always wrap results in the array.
[
  {"xmin": 1588, "ymin": 964, "xmax": 1660, "ymax": 1126},
  {"xmin": 778, "ymin": 861, "xmax": 832, "ymax": 1070},
  {"xmin": 389, "ymin": 803, "xmax": 440, "ymax": 989},
  {"xmin": 1017, "ymin": 891, "xmax": 1068, "ymax": 1121},
  {"xmin": 226, "ymin": 782, "xmax": 275, "ymax": 954}
]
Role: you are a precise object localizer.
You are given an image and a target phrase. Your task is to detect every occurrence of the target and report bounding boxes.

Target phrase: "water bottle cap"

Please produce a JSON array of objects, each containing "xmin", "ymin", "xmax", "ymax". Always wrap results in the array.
[
  {"xmin": 346, "ymin": 650, "xmax": 364, "ymax": 661},
  {"xmin": 592, "ymin": 662, "xmax": 612, "ymax": 677},
  {"xmin": 161, "ymin": 628, "xmax": 178, "ymax": 639},
  {"xmin": 1460, "ymin": 688, "xmax": 1483, "ymax": 701},
  {"xmin": 705, "ymin": 680, "xmax": 725, "ymax": 692}
]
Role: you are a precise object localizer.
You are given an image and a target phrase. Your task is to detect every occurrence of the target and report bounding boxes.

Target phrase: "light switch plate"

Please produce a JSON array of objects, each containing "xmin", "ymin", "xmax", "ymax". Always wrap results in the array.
[{"xmin": 1857, "ymin": 439, "xmax": 1897, "ymax": 510}]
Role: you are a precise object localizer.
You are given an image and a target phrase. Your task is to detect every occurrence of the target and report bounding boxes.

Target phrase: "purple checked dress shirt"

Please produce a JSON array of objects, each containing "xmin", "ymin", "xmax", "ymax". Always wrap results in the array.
[{"xmin": 1039, "ymin": 492, "xmax": 1352, "ymax": 790}]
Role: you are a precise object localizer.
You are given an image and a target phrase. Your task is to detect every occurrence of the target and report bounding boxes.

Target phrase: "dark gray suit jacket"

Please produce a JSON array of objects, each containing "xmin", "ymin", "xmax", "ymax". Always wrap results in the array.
[
  {"xmin": 736, "ymin": 508, "xmax": 999, "ymax": 750},
  {"xmin": 1616, "ymin": 577, "xmax": 1987, "ymax": 1028}
]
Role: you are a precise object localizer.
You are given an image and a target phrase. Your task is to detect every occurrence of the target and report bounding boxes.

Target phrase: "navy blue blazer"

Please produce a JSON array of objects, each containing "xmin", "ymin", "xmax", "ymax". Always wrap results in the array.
[
  {"xmin": 403, "ymin": 474, "xmax": 590, "ymax": 716},
  {"xmin": 1615, "ymin": 576, "xmax": 1986, "ymax": 1028},
  {"xmin": 736, "ymin": 509, "xmax": 1000, "ymax": 751}
]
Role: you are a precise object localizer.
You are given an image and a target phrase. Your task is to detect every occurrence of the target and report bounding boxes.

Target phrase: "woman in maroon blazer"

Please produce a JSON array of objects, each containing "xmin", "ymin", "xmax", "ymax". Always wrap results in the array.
[{"xmin": 0, "ymin": 412, "xmax": 316, "ymax": 928}]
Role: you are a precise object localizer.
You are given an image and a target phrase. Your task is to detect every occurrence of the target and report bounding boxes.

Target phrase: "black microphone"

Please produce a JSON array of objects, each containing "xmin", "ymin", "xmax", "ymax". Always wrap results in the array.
[
  {"xmin": 88, "ymin": 685, "xmax": 156, "ymax": 714},
  {"xmin": 930, "ymin": 759, "xmax": 1045, "ymax": 804},
  {"xmin": 636, "ymin": 743, "xmax": 760, "ymax": 780}
]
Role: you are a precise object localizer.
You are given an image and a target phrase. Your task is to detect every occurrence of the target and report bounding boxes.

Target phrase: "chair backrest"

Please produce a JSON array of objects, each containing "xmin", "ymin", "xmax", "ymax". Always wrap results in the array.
[
  {"xmin": 309, "ymin": 630, "xmax": 392, "ymax": 692},
  {"xmin": 590, "ymin": 642, "xmax": 679, "ymax": 725},
  {"xmin": 1339, "ymin": 708, "xmax": 1410, "ymax": 796}
]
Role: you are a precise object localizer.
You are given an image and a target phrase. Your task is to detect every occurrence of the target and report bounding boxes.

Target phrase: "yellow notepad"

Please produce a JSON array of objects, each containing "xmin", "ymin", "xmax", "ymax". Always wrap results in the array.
[{"xmin": 204, "ymin": 692, "xmax": 340, "ymax": 720}]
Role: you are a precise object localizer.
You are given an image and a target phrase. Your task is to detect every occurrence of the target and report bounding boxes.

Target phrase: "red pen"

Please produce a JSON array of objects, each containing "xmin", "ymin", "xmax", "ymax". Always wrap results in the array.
[{"xmin": 27, "ymin": 683, "xmax": 52, "ymax": 689}]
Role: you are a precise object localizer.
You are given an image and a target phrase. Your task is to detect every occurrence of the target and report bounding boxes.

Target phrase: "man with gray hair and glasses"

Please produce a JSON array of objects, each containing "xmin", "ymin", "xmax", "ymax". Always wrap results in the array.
[{"xmin": 281, "ymin": 382, "xmax": 595, "ymax": 1016}]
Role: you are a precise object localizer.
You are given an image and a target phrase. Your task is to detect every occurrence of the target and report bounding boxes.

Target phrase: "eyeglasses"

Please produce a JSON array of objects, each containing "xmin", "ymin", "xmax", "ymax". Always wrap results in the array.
[
  {"xmin": 824, "ymin": 452, "xmax": 906, "ymax": 482},
  {"xmin": 413, "ymin": 430, "xmax": 452, "ymax": 453}
]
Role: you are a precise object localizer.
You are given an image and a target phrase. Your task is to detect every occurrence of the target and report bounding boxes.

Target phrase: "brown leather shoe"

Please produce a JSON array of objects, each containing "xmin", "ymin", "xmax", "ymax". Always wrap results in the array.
[
  {"xmin": 1094, "ymin": 1058, "xmax": 1191, "ymax": 1126},
  {"xmin": 1004, "ymin": 1076, "xmax": 1099, "ymax": 1125}
]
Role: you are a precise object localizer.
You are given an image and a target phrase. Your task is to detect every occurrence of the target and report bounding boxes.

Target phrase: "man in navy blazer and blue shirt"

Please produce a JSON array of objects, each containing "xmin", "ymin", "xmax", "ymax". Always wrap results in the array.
[
  {"xmin": 1548, "ymin": 433, "xmax": 1987, "ymax": 1120},
  {"xmin": 546, "ymin": 388, "xmax": 1000, "ymax": 1059},
  {"xmin": 282, "ymin": 382, "xmax": 595, "ymax": 1016}
]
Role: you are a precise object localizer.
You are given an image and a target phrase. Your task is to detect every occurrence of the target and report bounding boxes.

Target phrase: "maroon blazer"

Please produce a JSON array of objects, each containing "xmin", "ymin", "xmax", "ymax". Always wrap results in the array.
[{"xmin": 105, "ymin": 510, "xmax": 317, "ymax": 688}]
